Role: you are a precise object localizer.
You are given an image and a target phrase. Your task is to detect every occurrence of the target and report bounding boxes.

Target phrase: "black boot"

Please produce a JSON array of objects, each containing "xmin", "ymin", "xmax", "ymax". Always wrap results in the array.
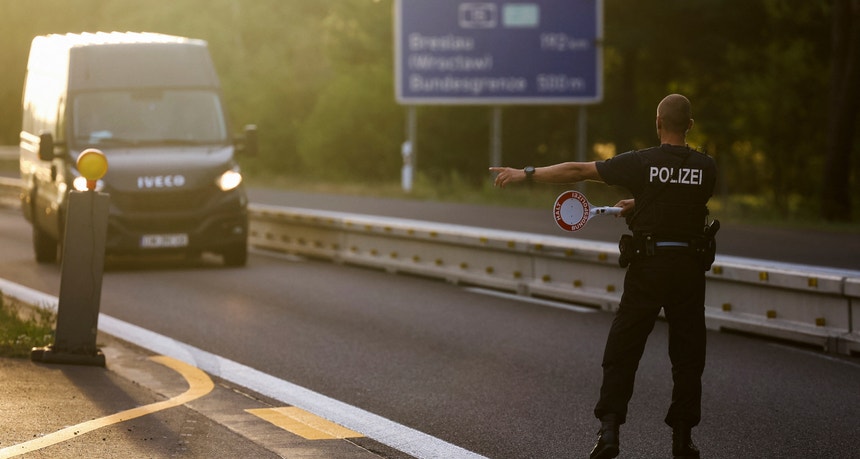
[
  {"xmin": 589, "ymin": 417, "xmax": 619, "ymax": 459},
  {"xmin": 672, "ymin": 423, "xmax": 700, "ymax": 458}
]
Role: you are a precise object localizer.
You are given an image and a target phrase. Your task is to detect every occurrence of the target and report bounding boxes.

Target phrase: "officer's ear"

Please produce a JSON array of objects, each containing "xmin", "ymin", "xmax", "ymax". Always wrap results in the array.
[{"xmin": 687, "ymin": 118, "xmax": 695, "ymax": 132}]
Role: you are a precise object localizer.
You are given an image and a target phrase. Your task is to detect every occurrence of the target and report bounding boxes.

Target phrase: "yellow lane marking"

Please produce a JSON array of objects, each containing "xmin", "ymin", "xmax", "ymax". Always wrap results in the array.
[
  {"xmin": 247, "ymin": 407, "xmax": 364, "ymax": 440},
  {"xmin": 0, "ymin": 356, "xmax": 214, "ymax": 458}
]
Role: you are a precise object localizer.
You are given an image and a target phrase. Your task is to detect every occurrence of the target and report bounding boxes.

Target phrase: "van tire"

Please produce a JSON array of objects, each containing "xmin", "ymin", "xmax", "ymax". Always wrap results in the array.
[
  {"xmin": 222, "ymin": 243, "xmax": 247, "ymax": 267},
  {"xmin": 33, "ymin": 223, "xmax": 58, "ymax": 263}
]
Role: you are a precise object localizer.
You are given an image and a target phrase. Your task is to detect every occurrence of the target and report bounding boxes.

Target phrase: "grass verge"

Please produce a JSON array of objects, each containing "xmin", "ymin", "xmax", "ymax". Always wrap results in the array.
[{"xmin": 0, "ymin": 295, "xmax": 55, "ymax": 358}]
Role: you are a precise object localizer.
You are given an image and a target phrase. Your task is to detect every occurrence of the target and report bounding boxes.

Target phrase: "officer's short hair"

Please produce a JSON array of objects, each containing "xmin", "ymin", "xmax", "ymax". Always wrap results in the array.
[{"xmin": 658, "ymin": 94, "xmax": 692, "ymax": 133}]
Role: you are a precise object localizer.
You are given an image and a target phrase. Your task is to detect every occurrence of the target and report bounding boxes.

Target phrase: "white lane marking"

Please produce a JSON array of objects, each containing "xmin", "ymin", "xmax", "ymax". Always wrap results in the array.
[
  {"xmin": 465, "ymin": 287, "xmax": 598, "ymax": 314},
  {"xmin": 0, "ymin": 278, "xmax": 487, "ymax": 459}
]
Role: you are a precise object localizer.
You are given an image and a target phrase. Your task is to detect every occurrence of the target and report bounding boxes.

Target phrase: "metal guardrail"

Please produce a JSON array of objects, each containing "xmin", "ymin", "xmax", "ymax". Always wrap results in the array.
[{"xmin": 0, "ymin": 175, "xmax": 857, "ymax": 355}]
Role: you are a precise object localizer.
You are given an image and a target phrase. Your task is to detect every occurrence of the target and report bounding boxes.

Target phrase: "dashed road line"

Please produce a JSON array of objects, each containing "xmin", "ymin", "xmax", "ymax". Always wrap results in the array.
[{"xmin": 247, "ymin": 407, "xmax": 364, "ymax": 440}]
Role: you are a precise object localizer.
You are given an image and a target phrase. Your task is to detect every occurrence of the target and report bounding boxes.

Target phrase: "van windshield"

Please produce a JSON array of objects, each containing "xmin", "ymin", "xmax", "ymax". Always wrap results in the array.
[{"xmin": 72, "ymin": 89, "xmax": 228, "ymax": 147}]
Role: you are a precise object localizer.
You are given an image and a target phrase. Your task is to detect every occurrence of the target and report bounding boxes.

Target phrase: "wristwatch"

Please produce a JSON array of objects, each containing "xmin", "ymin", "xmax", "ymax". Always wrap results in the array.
[{"xmin": 524, "ymin": 166, "xmax": 536, "ymax": 180}]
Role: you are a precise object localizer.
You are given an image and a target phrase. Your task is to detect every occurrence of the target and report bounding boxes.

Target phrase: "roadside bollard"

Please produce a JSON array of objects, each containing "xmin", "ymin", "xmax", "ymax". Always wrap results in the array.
[{"xmin": 31, "ymin": 149, "xmax": 110, "ymax": 366}]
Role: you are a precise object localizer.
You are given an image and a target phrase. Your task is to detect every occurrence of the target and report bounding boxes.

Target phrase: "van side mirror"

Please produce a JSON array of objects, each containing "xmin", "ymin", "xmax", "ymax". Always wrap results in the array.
[
  {"xmin": 38, "ymin": 132, "xmax": 55, "ymax": 161},
  {"xmin": 239, "ymin": 124, "xmax": 258, "ymax": 156}
]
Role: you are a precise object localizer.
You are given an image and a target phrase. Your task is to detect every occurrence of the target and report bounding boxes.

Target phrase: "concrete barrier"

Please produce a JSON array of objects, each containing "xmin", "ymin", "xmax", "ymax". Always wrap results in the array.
[
  {"xmin": 0, "ymin": 177, "xmax": 21, "ymax": 209},
  {"xmin": 0, "ymin": 145, "xmax": 18, "ymax": 160},
  {"xmin": 248, "ymin": 204, "xmax": 860, "ymax": 355}
]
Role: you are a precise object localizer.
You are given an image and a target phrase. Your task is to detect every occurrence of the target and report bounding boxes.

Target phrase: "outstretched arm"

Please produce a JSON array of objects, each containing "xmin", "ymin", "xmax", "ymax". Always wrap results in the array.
[{"xmin": 490, "ymin": 162, "xmax": 603, "ymax": 188}]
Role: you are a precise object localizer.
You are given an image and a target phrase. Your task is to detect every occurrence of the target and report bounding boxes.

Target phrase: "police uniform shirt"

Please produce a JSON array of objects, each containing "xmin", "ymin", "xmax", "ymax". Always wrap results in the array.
[{"xmin": 596, "ymin": 144, "xmax": 717, "ymax": 240}]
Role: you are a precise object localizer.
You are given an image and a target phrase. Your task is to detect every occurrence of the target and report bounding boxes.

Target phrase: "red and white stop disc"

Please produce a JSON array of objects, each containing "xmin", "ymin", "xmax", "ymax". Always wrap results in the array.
[{"xmin": 554, "ymin": 190, "xmax": 590, "ymax": 232}]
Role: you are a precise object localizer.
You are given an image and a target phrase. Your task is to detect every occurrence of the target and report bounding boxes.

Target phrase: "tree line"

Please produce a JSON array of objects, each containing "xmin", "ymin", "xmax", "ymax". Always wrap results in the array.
[{"xmin": 0, "ymin": 0, "xmax": 856, "ymax": 221}]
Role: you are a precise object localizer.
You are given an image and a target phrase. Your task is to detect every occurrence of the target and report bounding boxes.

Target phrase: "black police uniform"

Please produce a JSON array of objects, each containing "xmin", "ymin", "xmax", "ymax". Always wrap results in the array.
[{"xmin": 593, "ymin": 144, "xmax": 717, "ymax": 429}]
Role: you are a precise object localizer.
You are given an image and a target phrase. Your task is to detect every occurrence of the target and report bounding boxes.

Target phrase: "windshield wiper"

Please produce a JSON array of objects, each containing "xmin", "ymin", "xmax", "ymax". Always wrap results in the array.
[
  {"xmin": 78, "ymin": 137, "xmax": 140, "ymax": 146},
  {"xmin": 158, "ymin": 139, "xmax": 217, "ymax": 146},
  {"xmin": 79, "ymin": 137, "xmax": 219, "ymax": 147}
]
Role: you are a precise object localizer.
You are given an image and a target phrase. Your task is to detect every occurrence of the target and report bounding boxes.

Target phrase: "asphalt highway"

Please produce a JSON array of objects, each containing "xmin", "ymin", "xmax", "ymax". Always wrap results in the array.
[{"xmin": 0, "ymin": 191, "xmax": 858, "ymax": 458}]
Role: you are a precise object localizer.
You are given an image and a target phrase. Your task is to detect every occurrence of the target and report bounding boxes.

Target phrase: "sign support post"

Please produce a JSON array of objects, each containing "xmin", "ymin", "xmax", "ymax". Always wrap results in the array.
[{"xmin": 490, "ymin": 106, "xmax": 502, "ymax": 167}]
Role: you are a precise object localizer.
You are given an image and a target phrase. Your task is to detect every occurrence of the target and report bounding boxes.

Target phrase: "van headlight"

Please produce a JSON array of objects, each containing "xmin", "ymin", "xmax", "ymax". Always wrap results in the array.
[
  {"xmin": 217, "ymin": 168, "xmax": 243, "ymax": 191},
  {"xmin": 73, "ymin": 176, "xmax": 105, "ymax": 192}
]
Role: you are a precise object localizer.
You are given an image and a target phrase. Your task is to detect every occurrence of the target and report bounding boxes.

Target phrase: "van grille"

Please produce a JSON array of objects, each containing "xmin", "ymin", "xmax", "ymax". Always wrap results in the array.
[{"xmin": 109, "ymin": 188, "xmax": 212, "ymax": 213}]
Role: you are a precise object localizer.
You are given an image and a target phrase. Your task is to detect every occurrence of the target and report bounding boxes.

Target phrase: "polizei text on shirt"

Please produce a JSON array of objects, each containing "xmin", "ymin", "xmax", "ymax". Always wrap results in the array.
[{"xmin": 649, "ymin": 167, "xmax": 704, "ymax": 185}]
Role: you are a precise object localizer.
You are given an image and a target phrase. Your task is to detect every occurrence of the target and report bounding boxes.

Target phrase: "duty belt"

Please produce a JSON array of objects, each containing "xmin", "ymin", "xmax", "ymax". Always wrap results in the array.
[{"xmin": 636, "ymin": 234, "xmax": 696, "ymax": 256}]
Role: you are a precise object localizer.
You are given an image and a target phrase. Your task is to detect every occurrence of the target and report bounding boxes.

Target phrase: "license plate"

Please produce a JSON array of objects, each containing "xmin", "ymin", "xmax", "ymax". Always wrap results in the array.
[{"xmin": 140, "ymin": 233, "xmax": 189, "ymax": 249}]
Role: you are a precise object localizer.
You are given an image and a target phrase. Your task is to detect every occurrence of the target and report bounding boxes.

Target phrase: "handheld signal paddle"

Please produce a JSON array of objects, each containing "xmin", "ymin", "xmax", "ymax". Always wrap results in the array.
[{"xmin": 554, "ymin": 190, "xmax": 622, "ymax": 232}]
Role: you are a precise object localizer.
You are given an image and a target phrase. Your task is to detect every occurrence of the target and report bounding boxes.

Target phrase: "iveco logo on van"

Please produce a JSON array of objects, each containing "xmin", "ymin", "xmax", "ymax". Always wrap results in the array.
[{"xmin": 137, "ymin": 175, "xmax": 186, "ymax": 189}]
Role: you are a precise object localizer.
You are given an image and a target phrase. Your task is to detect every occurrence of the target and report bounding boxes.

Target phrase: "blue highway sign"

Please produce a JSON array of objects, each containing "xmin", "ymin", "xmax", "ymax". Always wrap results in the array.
[{"xmin": 395, "ymin": 0, "xmax": 603, "ymax": 105}]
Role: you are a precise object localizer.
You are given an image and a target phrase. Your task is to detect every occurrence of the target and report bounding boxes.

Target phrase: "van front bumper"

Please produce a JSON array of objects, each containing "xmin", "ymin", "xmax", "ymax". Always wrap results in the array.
[{"xmin": 103, "ymin": 190, "xmax": 248, "ymax": 255}]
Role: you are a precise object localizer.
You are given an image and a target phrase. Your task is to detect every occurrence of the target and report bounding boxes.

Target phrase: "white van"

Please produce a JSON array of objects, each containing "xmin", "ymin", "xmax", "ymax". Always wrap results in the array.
[{"xmin": 19, "ymin": 32, "xmax": 257, "ymax": 266}]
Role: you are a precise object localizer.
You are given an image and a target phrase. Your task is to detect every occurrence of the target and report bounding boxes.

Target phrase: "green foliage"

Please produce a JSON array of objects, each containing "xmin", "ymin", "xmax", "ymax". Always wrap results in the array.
[
  {"xmin": 295, "ymin": 0, "xmax": 402, "ymax": 179},
  {"xmin": 298, "ymin": 66, "xmax": 402, "ymax": 180},
  {"xmin": 0, "ymin": 296, "xmax": 55, "ymax": 359},
  {"xmin": 0, "ymin": 0, "xmax": 857, "ymax": 221}
]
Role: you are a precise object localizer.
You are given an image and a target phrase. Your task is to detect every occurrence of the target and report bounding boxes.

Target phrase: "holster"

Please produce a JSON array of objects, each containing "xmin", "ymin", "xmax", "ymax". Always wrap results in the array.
[
  {"xmin": 695, "ymin": 219, "xmax": 720, "ymax": 271},
  {"xmin": 618, "ymin": 234, "xmax": 635, "ymax": 268}
]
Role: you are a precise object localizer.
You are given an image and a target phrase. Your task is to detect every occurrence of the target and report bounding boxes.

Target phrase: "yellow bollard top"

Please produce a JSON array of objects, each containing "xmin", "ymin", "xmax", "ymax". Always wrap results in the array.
[{"xmin": 76, "ymin": 149, "xmax": 108, "ymax": 190}]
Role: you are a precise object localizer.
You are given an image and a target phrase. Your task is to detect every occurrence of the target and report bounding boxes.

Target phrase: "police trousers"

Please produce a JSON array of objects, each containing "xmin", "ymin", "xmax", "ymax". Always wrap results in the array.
[{"xmin": 594, "ymin": 249, "xmax": 706, "ymax": 428}]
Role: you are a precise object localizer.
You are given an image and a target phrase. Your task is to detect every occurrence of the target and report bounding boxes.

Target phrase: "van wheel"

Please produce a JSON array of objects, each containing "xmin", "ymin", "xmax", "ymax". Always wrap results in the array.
[
  {"xmin": 33, "ymin": 223, "xmax": 58, "ymax": 263},
  {"xmin": 222, "ymin": 243, "xmax": 247, "ymax": 267}
]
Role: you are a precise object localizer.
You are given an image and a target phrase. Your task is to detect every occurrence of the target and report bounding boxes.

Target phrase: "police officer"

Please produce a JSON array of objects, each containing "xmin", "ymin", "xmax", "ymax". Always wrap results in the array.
[{"xmin": 491, "ymin": 94, "xmax": 716, "ymax": 459}]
